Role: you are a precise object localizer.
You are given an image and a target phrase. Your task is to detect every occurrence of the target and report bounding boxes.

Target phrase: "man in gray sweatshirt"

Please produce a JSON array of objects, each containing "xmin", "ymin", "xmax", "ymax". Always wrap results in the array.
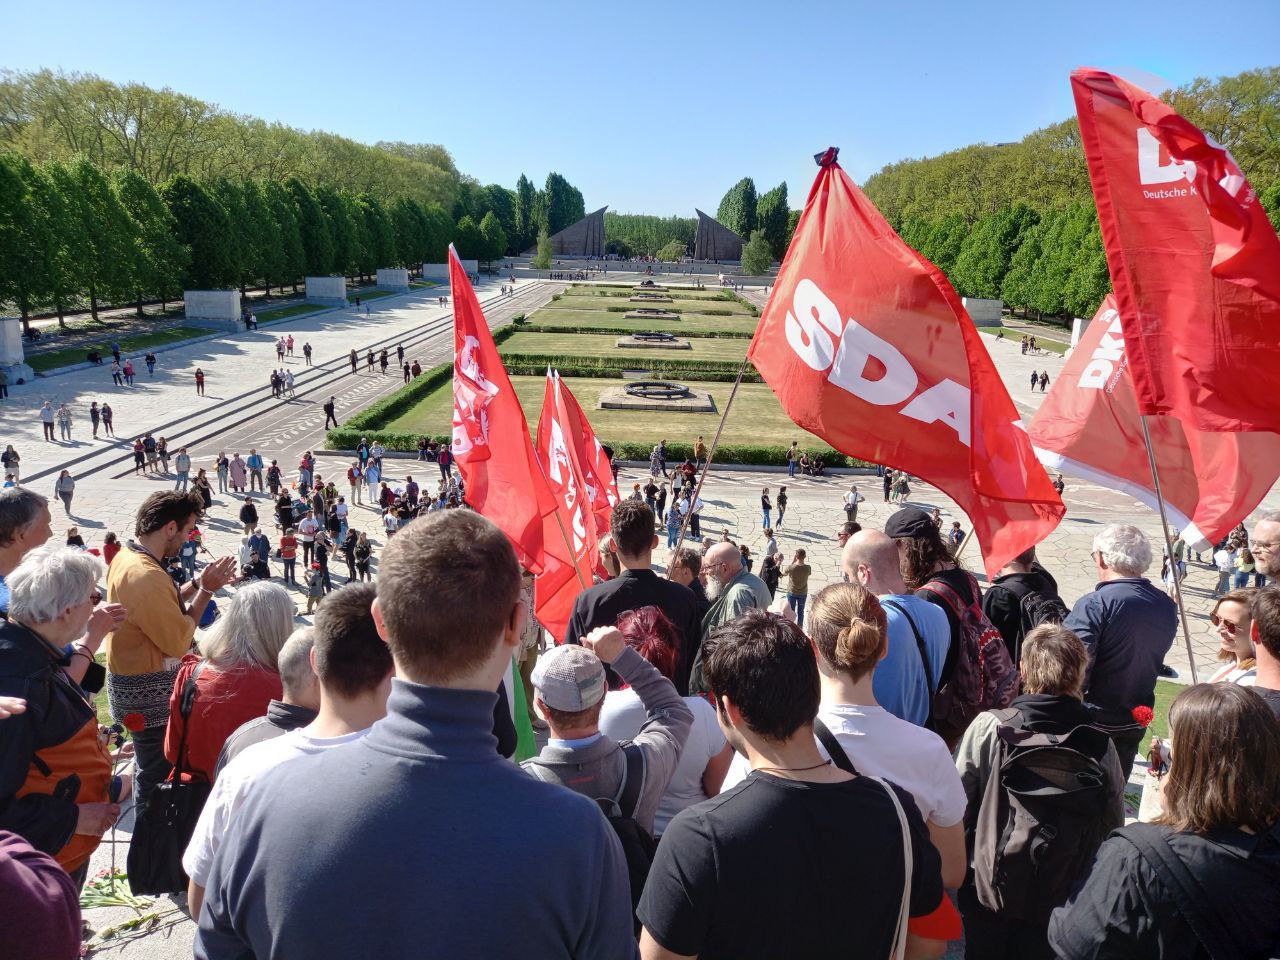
[
  {"xmin": 195, "ymin": 511, "xmax": 635, "ymax": 960},
  {"xmin": 523, "ymin": 626, "xmax": 693, "ymax": 837}
]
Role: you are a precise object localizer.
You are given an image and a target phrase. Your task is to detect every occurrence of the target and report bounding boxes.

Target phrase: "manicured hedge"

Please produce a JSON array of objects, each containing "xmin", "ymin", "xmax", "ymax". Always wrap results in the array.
[
  {"xmin": 518, "ymin": 324, "xmax": 752, "ymax": 339},
  {"xmin": 501, "ymin": 356, "xmax": 758, "ymax": 382}
]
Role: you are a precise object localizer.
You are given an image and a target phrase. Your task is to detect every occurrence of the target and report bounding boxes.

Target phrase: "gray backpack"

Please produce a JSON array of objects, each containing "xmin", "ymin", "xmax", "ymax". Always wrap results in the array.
[{"xmin": 972, "ymin": 710, "xmax": 1113, "ymax": 922}]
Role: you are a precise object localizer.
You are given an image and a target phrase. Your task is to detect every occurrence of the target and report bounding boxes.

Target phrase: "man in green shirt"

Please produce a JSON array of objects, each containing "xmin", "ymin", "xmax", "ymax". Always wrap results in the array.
[{"xmin": 781, "ymin": 549, "xmax": 813, "ymax": 627}]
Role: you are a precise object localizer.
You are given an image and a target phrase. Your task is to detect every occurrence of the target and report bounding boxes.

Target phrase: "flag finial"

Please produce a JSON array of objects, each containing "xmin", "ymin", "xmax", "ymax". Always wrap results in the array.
[{"xmin": 814, "ymin": 147, "xmax": 840, "ymax": 167}]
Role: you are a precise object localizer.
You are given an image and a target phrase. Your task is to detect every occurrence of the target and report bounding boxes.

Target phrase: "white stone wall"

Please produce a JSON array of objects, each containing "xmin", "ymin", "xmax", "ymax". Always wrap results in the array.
[
  {"xmin": 962, "ymin": 296, "xmax": 1003, "ymax": 326},
  {"xmin": 421, "ymin": 261, "xmax": 477, "ymax": 280},
  {"xmin": 376, "ymin": 268, "xmax": 409, "ymax": 290},
  {"xmin": 305, "ymin": 276, "xmax": 348, "ymax": 303},
  {"xmin": 184, "ymin": 290, "xmax": 241, "ymax": 321},
  {"xmin": 0, "ymin": 317, "xmax": 24, "ymax": 367}
]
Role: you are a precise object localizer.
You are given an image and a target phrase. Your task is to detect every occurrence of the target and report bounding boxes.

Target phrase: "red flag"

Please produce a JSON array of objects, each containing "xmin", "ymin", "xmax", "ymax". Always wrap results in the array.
[
  {"xmin": 533, "ymin": 370, "xmax": 597, "ymax": 639},
  {"xmin": 747, "ymin": 150, "xmax": 1064, "ymax": 579},
  {"xmin": 1071, "ymin": 68, "xmax": 1280, "ymax": 434},
  {"xmin": 558, "ymin": 378, "xmax": 620, "ymax": 538},
  {"xmin": 450, "ymin": 245, "xmax": 555, "ymax": 572},
  {"xmin": 1030, "ymin": 295, "xmax": 1280, "ymax": 550}
]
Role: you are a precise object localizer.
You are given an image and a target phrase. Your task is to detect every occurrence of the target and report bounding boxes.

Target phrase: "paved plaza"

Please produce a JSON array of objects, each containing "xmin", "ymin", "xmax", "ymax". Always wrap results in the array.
[{"xmin": 5, "ymin": 277, "xmax": 1272, "ymax": 957}]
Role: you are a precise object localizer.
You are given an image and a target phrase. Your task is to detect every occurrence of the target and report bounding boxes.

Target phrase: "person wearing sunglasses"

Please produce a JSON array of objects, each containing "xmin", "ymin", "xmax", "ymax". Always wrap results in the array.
[{"xmin": 1207, "ymin": 589, "xmax": 1258, "ymax": 686}]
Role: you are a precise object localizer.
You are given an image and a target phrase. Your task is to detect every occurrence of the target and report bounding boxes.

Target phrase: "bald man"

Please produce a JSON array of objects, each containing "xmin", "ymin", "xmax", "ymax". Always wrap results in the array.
[
  {"xmin": 841, "ymin": 531, "xmax": 950, "ymax": 727},
  {"xmin": 688, "ymin": 541, "xmax": 772, "ymax": 693}
]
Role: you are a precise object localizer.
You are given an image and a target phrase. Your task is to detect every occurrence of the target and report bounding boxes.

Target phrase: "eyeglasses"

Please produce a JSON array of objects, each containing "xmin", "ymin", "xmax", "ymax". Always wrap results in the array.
[
  {"xmin": 1253, "ymin": 540, "xmax": 1279, "ymax": 551},
  {"xmin": 1210, "ymin": 615, "xmax": 1241, "ymax": 634}
]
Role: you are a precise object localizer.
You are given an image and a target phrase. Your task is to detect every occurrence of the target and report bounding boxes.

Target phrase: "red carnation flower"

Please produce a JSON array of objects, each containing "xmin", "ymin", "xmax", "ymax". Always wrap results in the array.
[
  {"xmin": 121, "ymin": 712, "xmax": 146, "ymax": 732},
  {"xmin": 1131, "ymin": 705, "xmax": 1154, "ymax": 728}
]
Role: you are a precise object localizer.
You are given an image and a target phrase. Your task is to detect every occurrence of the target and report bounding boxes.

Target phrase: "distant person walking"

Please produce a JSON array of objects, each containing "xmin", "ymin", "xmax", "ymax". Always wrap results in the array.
[
  {"xmin": 195, "ymin": 367, "xmax": 205, "ymax": 395},
  {"xmin": 55, "ymin": 403, "xmax": 72, "ymax": 441},
  {"xmin": 303, "ymin": 342, "xmax": 313, "ymax": 365},
  {"xmin": 349, "ymin": 349, "xmax": 357, "ymax": 374},
  {"xmin": 323, "ymin": 397, "xmax": 338, "ymax": 430},
  {"xmin": 39, "ymin": 401, "xmax": 54, "ymax": 441},
  {"xmin": 100, "ymin": 403, "xmax": 114, "ymax": 436}
]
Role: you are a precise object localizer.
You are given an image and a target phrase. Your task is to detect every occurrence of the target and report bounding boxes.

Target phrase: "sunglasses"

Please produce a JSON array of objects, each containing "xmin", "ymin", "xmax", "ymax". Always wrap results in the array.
[{"xmin": 1210, "ymin": 614, "xmax": 1241, "ymax": 634}]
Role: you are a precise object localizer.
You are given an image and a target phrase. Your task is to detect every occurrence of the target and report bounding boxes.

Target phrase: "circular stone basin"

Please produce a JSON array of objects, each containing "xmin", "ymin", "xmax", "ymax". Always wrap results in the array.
[{"xmin": 625, "ymin": 380, "xmax": 693, "ymax": 400}]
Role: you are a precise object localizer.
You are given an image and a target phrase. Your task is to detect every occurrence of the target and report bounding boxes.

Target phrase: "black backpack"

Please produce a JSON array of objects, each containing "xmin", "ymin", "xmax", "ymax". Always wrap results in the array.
[
  {"xmin": 972, "ymin": 709, "xmax": 1114, "ymax": 922},
  {"xmin": 595, "ymin": 744, "xmax": 656, "ymax": 924}
]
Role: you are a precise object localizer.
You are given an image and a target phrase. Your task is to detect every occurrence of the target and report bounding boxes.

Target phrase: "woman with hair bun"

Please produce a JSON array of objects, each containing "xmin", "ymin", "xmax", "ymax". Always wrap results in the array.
[{"xmin": 718, "ymin": 581, "xmax": 967, "ymax": 889}]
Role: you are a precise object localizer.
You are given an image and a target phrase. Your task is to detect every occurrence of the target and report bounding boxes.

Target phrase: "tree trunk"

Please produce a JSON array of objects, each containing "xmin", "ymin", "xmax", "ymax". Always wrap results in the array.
[
  {"xmin": 90, "ymin": 285, "xmax": 100, "ymax": 322},
  {"xmin": 136, "ymin": 291, "xmax": 145, "ymax": 319},
  {"xmin": 20, "ymin": 310, "xmax": 30, "ymax": 335},
  {"xmin": 56, "ymin": 301, "xmax": 65, "ymax": 326}
]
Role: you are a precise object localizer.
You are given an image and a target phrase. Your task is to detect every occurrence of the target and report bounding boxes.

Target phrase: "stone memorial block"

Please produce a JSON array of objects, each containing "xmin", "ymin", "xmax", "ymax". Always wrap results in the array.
[
  {"xmin": 184, "ymin": 290, "xmax": 242, "ymax": 331},
  {"xmin": 693, "ymin": 209, "xmax": 744, "ymax": 262},
  {"xmin": 376, "ymin": 268, "xmax": 410, "ymax": 291},
  {"xmin": 962, "ymin": 297, "xmax": 1003, "ymax": 326},
  {"xmin": 422, "ymin": 261, "xmax": 477, "ymax": 280},
  {"xmin": 0, "ymin": 317, "xmax": 34, "ymax": 384},
  {"xmin": 305, "ymin": 276, "xmax": 349, "ymax": 305}
]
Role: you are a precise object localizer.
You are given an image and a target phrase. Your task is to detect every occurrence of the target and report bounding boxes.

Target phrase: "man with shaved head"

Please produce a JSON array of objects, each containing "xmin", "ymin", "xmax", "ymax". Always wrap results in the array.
[
  {"xmin": 688, "ymin": 541, "xmax": 772, "ymax": 693},
  {"xmin": 841, "ymin": 530, "xmax": 950, "ymax": 727}
]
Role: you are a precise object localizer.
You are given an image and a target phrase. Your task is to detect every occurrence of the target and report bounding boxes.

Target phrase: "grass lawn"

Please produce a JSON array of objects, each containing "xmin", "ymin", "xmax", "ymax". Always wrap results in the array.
[
  {"xmin": 1140, "ymin": 678, "xmax": 1182, "ymax": 758},
  {"xmin": 355, "ymin": 289, "xmax": 394, "ymax": 301},
  {"xmin": 500, "ymin": 332, "xmax": 749, "ymax": 362},
  {"xmin": 257, "ymin": 303, "xmax": 324, "ymax": 323},
  {"xmin": 561, "ymin": 287, "xmax": 741, "ymax": 302},
  {"xmin": 410, "ymin": 280, "xmax": 439, "ymax": 288},
  {"xmin": 978, "ymin": 327, "xmax": 1068, "ymax": 355},
  {"xmin": 550, "ymin": 296, "xmax": 754, "ymax": 316},
  {"xmin": 529, "ymin": 309, "xmax": 760, "ymax": 335},
  {"xmin": 380, "ymin": 374, "xmax": 822, "ymax": 449},
  {"xmin": 28, "ymin": 326, "xmax": 214, "ymax": 373}
]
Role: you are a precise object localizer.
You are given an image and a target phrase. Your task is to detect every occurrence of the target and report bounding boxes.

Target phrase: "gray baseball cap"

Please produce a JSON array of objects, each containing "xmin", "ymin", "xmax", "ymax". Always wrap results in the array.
[{"xmin": 530, "ymin": 645, "xmax": 606, "ymax": 712}]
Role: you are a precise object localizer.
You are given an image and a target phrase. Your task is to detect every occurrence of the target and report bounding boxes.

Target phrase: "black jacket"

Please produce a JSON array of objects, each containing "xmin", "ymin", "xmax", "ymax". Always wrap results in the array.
[
  {"xmin": 1049, "ymin": 821, "xmax": 1280, "ymax": 959},
  {"xmin": 981, "ymin": 563, "xmax": 1062, "ymax": 658}
]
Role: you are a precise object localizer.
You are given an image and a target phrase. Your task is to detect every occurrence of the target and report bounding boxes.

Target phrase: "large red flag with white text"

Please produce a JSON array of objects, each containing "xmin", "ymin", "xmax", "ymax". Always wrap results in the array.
[
  {"xmin": 1072, "ymin": 68, "xmax": 1280, "ymax": 434},
  {"xmin": 1030, "ymin": 296, "xmax": 1280, "ymax": 550},
  {"xmin": 558, "ymin": 378, "xmax": 620, "ymax": 538},
  {"xmin": 450, "ymin": 246, "xmax": 556, "ymax": 572},
  {"xmin": 747, "ymin": 150, "xmax": 1064, "ymax": 578},
  {"xmin": 534, "ymin": 370, "xmax": 597, "ymax": 639}
]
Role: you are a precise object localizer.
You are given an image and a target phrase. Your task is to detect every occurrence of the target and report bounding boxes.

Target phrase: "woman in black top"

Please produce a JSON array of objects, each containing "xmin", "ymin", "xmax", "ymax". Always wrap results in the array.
[
  {"xmin": 774, "ymin": 486, "xmax": 788, "ymax": 528},
  {"xmin": 340, "ymin": 529, "xmax": 358, "ymax": 582},
  {"xmin": 760, "ymin": 487, "xmax": 772, "ymax": 529},
  {"xmin": 655, "ymin": 483, "xmax": 668, "ymax": 523},
  {"xmin": 193, "ymin": 469, "xmax": 213, "ymax": 509},
  {"xmin": 354, "ymin": 533, "xmax": 372, "ymax": 582},
  {"xmin": 1049, "ymin": 683, "xmax": 1280, "ymax": 959}
]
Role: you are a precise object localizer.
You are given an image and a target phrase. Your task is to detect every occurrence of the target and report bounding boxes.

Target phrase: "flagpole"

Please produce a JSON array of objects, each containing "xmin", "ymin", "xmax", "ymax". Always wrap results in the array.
[
  {"xmin": 674, "ymin": 352, "xmax": 753, "ymax": 547},
  {"xmin": 1139, "ymin": 415, "xmax": 1200, "ymax": 683}
]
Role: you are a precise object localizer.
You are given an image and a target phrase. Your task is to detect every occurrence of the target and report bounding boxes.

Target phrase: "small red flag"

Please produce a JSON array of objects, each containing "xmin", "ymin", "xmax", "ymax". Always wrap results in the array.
[
  {"xmin": 747, "ymin": 152, "xmax": 1064, "ymax": 578},
  {"xmin": 533, "ymin": 370, "xmax": 597, "ymax": 639},
  {"xmin": 1030, "ymin": 295, "xmax": 1280, "ymax": 550},
  {"xmin": 450, "ymin": 246, "xmax": 556, "ymax": 572},
  {"xmin": 558, "ymin": 377, "xmax": 619, "ymax": 538},
  {"xmin": 1072, "ymin": 68, "xmax": 1280, "ymax": 434}
]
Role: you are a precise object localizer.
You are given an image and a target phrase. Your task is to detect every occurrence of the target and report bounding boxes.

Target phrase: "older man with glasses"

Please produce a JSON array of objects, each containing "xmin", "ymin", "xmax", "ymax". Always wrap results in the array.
[{"xmin": 1251, "ymin": 511, "xmax": 1280, "ymax": 586}]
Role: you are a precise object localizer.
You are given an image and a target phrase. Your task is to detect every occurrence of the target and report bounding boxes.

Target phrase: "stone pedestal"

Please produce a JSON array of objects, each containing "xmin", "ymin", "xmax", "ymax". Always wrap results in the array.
[
  {"xmin": 376, "ymin": 268, "xmax": 409, "ymax": 291},
  {"xmin": 184, "ymin": 290, "xmax": 242, "ymax": 331},
  {"xmin": 1071, "ymin": 316, "xmax": 1090, "ymax": 347},
  {"xmin": 624, "ymin": 309, "xmax": 679, "ymax": 321},
  {"xmin": 962, "ymin": 297, "xmax": 1003, "ymax": 326},
  {"xmin": 0, "ymin": 317, "xmax": 35, "ymax": 384},
  {"xmin": 616, "ymin": 334, "xmax": 691, "ymax": 350},
  {"xmin": 422, "ymin": 261, "xmax": 477, "ymax": 281},
  {"xmin": 305, "ymin": 276, "xmax": 348, "ymax": 305}
]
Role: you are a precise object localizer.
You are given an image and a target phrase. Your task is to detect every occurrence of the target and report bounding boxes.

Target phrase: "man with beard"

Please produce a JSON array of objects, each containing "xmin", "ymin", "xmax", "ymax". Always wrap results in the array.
[
  {"xmin": 688, "ymin": 542, "xmax": 771, "ymax": 694},
  {"xmin": 1252, "ymin": 511, "xmax": 1280, "ymax": 586}
]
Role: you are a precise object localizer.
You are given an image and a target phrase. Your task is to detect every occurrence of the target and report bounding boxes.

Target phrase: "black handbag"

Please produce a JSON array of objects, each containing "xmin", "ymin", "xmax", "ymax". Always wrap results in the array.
[{"xmin": 126, "ymin": 662, "xmax": 212, "ymax": 895}]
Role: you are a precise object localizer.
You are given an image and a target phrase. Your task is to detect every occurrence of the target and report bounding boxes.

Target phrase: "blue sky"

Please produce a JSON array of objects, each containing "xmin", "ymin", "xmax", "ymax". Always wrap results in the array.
[{"xmin": 6, "ymin": 0, "xmax": 1277, "ymax": 215}]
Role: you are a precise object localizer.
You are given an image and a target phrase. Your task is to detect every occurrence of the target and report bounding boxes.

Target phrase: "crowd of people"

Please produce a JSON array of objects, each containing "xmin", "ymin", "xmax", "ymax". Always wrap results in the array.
[{"xmin": 1, "ymin": 474, "xmax": 1280, "ymax": 958}]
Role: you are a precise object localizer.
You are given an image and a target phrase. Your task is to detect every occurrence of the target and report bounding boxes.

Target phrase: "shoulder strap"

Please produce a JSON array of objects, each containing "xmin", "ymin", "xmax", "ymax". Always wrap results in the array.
[
  {"xmin": 874, "ymin": 776, "xmax": 913, "ymax": 960},
  {"xmin": 881, "ymin": 599, "xmax": 937, "ymax": 725},
  {"xmin": 615, "ymin": 743, "xmax": 646, "ymax": 819},
  {"xmin": 916, "ymin": 577, "xmax": 965, "ymax": 617},
  {"xmin": 1119, "ymin": 826, "xmax": 1240, "ymax": 960},
  {"xmin": 173, "ymin": 661, "xmax": 206, "ymax": 779},
  {"xmin": 813, "ymin": 717, "xmax": 859, "ymax": 776}
]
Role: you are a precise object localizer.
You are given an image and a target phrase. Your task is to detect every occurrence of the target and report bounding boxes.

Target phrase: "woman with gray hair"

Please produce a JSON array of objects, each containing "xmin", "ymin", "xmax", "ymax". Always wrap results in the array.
[
  {"xmin": 0, "ymin": 544, "xmax": 125, "ymax": 883},
  {"xmin": 162, "ymin": 579, "xmax": 295, "ymax": 782}
]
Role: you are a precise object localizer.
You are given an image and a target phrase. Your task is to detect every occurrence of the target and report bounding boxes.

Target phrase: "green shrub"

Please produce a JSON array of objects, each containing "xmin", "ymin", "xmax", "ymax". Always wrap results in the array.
[
  {"xmin": 518, "ymin": 324, "xmax": 753, "ymax": 339},
  {"xmin": 501, "ymin": 357, "xmax": 756, "ymax": 381}
]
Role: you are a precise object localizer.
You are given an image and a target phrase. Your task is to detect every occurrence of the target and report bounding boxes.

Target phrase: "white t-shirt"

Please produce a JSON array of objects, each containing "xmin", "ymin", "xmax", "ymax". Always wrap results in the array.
[
  {"xmin": 720, "ymin": 701, "xmax": 965, "ymax": 827},
  {"xmin": 599, "ymin": 688, "xmax": 727, "ymax": 836},
  {"xmin": 182, "ymin": 727, "xmax": 367, "ymax": 887}
]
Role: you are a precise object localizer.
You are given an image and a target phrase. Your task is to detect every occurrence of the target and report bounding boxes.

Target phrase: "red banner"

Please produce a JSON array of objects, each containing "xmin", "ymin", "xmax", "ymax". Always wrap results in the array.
[
  {"xmin": 1072, "ymin": 68, "xmax": 1280, "ymax": 434},
  {"xmin": 450, "ymin": 246, "xmax": 556, "ymax": 573},
  {"xmin": 746, "ymin": 150, "xmax": 1063, "ymax": 578},
  {"xmin": 558, "ymin": 377, "xmax": 619, "ymax": 538},
  {"xmin": 533, "ymin": 370, "xmax": 597, "ymax": 639},
  {"xmin": 1030, "ymin": 296, "xmax": 1280, "ymax": 550}
]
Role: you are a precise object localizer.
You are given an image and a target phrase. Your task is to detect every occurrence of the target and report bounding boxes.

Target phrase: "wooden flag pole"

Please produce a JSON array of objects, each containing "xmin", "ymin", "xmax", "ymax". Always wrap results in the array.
[{"xmin": 1139, "ymin": 415, "xmax": 1200, "ymax": 683}]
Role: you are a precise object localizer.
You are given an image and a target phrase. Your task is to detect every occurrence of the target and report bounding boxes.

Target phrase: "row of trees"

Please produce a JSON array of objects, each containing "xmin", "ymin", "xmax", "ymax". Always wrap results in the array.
[
  {"xmin": 604, "ymin": 213, "xmax": 696, "ymax": 258},
  {"xmin": 0, "ymin": 151, "xmax": 513, "ymax": 327},
  {"xmin": 715, "ymin": 177, "xmax": 792, "ymax": 261}
]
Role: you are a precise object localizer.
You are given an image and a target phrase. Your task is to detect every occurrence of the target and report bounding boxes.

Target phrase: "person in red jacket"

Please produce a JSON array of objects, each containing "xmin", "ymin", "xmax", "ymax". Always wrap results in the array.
[{"xmin": 164, "ymin": 581, "xmax": 294, "ymax": 782}]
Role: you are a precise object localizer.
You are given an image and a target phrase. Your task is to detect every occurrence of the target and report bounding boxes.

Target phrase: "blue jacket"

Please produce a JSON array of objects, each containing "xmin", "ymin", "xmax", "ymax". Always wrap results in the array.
[{"xmin": 1063, "ymin": 578, "xmax": 1177, "ymax": 722}]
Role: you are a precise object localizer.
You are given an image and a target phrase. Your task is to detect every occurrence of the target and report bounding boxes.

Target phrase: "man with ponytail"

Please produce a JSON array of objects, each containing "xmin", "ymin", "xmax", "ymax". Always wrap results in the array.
[{"xmin": 639, "ymin": 608, "xmax": 949, "ymax": 960}]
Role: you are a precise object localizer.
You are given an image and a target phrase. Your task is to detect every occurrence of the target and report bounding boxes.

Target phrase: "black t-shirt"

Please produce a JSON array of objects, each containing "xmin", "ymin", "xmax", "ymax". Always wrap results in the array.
[
  {"xmin": 1254, "ymin": 685, "xmax": 1280, "ymax": 721},
  {"xmin": 638, "ymin": 771, "xmax": 942, "ymax": 960}
]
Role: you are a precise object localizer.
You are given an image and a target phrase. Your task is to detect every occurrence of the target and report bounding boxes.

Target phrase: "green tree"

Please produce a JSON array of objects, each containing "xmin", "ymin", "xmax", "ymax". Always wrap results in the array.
[
  {"xmin": 287, "ymin": 178, "xmax": 334, "ymax": 278},
  {"xmin": 514, "ymin": 174, "xmax": 537, "ymax": 250},
  {"xmin": 1062, "ymin": 217, "xmax": 1111, "ymax": 318},
  {"xmin": 917, "ymin": 214, "xmax": 968, "ymax": 276},
  {"xmin": 949, "ymin": 204, "xmax": 1039, "ymax": 299},
  {"xmin": 161, "ymin": 174, "xmax": 236, "ymax": 290},
  {"xmin": 316, "ymin": 186, "xmax": 357, "ymax": 276},
  {"xmin": 355, "ymin": 193, "xmax": 396, "ymax": 279},
  {"xmin": 541, "ymin": 173, "xmax": 585, "ymax": 235},
  {"xmin": 755, "ymin": 182, "xmax": 790, "ymax": 260},
  {"xmin": 0, "ymin": 154, "xmax": 53, "ymax": 329},
  {"xmin": 263, "ymin": 179, "xmax": 304, "ymax": 293},
  {"xmin": 482, "ymin": 184, "xmax": 517, "ymax": 254},
  {"xmin": 453, "ymin": 214, "xmax": 483, "ymax": 261},
  {"xmin": 240, "ymin": 180, "xmax": 280, "ymax": 298},
  {"xmin": 785, "ymin": 209, "xmax": 802, "ymax": 252},
  {"xmin": 716, "ymin": 177, "xmax": 758, "ymax": 239},
  {"xmin": 112, "ymin": 167, "xmax": 188, "ymax": 315},
  {"xmin": 39, "ymin": 161, "xmax": 88, "ymax": 326},
  {"xmin": 656, "ymin": 239, "xmax": 686, "ymax": 262},
  {"xmin": 209, "ymin": 178, "xmax": 253, "ymax": 295},
  {"xmin": 531, "ymin": 227, "xmax": 552, "ymax": 270},
  {"xmin": 478, "ymin": 211, "xmax": 508, "ymax": 267},
  {"xmin": 420, "ymin": 203, "xmax": 453, "ymax": 263},
  {"xmin": 1000, "ymin": 217, "xmax": 1046, "ymax": 316},
  {"xmin": 739, "ymin": 229, "xmax": 772, "ymax": 275},
  {"xmin": 1262, "ymin": 182, "xmax": 1280, "ymax": 235},
  {"xmin": 70, "ymin": 156, "xmax": 137, "ymax": 319},
  {"xmin": 391, "ymin": 198, "xmax": 427, "ymax": 268}
]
